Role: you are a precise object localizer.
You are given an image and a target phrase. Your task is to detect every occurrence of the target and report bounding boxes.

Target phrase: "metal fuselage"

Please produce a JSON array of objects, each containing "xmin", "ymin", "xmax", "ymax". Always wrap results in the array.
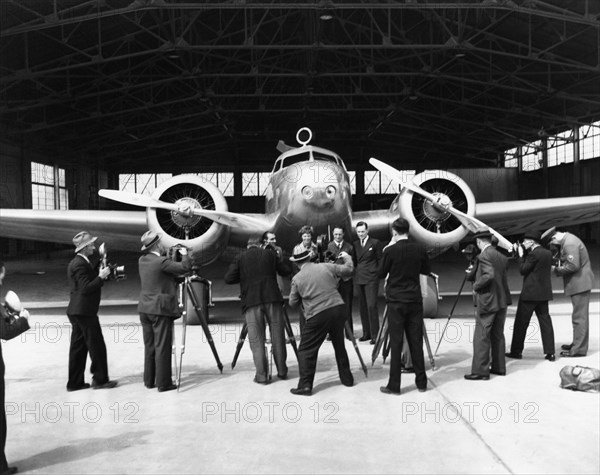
[{"xmin": 264, "ymin": 145, "xmax": 353, "ymax": 251}]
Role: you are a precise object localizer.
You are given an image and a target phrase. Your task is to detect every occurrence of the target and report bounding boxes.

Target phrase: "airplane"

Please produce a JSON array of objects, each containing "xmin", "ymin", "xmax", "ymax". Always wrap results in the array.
[{"xmin": 1, "ymin": 127, "xmax": 599, "ymax": 317}]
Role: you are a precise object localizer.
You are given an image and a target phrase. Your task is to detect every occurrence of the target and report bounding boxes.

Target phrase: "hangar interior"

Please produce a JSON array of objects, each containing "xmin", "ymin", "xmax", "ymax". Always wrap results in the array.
[{"xmin": 1, "ymin": 0, "xmax": 599, "ymax": 254}]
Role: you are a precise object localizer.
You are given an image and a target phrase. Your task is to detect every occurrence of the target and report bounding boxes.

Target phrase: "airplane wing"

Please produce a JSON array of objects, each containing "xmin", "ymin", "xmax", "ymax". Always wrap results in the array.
[
  {"xmin": 475, "ymin": 196, "xmax": 600, "ymax": 236},
  {"xmin": 0, "ymin": 209, "xmax": 148, "ymax": 252}
]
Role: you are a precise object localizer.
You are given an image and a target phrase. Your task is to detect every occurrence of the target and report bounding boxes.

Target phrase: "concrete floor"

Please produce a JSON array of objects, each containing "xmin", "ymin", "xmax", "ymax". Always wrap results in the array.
[{"xmin": 1, "ymin": 247, "xmax": 599, "ymax": 474}]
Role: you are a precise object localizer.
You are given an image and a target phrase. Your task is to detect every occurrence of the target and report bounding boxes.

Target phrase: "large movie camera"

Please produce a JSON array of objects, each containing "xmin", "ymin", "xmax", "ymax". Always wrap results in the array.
[
  {"xmin": 2, "ymin": 290, "xmax": 27, "ymax": 324},
  {"xmin": 98, "ymin": 243, "xmax": 126, "ymax": 281},
  {"xmin": 167, "ymin": 244, "xmax": 191, "ymax": 263},
  {"xmin": 316, "ymin": 234, "xmax": 332, "ymax": 263}
]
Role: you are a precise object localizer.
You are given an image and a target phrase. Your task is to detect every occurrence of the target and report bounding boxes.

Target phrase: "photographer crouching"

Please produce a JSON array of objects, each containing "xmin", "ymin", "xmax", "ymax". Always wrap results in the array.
[{"xmin": 138, "ymin": 231, "xmax": 193, "ymax": 392}]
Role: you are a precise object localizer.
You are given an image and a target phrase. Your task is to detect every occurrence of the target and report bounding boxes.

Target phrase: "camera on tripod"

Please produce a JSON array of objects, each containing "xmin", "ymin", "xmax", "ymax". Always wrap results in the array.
[
  {"xmin": 98, "ymin": 243, "xmax": 126, "ymax": 281},
  {"xmin": 315, "ymin": 234, "xmax": 330, "ymax": 262}
]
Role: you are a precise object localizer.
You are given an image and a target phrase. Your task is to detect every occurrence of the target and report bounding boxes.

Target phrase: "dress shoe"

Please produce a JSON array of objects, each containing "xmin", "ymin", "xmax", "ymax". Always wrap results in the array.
[
  {"xmin": 464, "ymin": 374, "xmax": 490, "ymax": 381},
  {"xmin": 253, "ymin": 376, "xmax": 270, "ymax": 385},
  {"xmin": 358, "ymin": 336, "xmax": 371, "ymax": 342},
  {"xmin": 417, "ymin": 387, "xmax": 427, "ymax": 393},
  {"xmin": 157, "ymin": 384, "xmax": 177, "ymax": 392},
  {"xmin": 561, "ymin": 343, "xmax": 573, "ymax": 351},
  {"xmin": 1, "ymin": 466, "xmax": 18, "ymax": 475},
  {"xmin": 369, "ymin": 339, "xmax": 375, "ymax": 345},
  {"xmin": 145, "ymin": 384, "xmax": 155, "ymax": 389},
  {"xmin": 277, "ymin": 374, "xmax": 288, "ymax": 380},
  {"xmin": 545, "ymin": 353, "xmax": 556, "ymax": 361},
  {"xmin": 91, "ymin": 380, "xmax": 118, "ymax": 389},
  {"xmin": 290, "ymin": 387, "xmax": 312, "ymax": 396},
  {"xmin": 380, "ymin": 386, "xmax": 401, "ymax": 395},
  {"xmin": 505, "ymin": 352, "xmax": 522, "ymax": 359},
  {"xmin": 401, "ymin": 367, "xmax": 415, "ymax": 374},
  {"xmin": 66, "ymin": 383, "xmax": 90, "ymax": 392},
  {"xmin": 560, "ymin": 351, "xmax": 585, "ymax": 357},
  {"xmin": 490, "ymin": 370, "xmax": 506, "ymax": 376}
]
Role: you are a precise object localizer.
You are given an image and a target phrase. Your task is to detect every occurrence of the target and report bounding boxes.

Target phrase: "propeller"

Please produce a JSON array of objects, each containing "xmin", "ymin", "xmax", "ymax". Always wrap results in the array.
[
  {"xmin": 98, "ymin": 189, "xmax": 273, "ymax": 230},
  {"xmin": 369, "ymin": 158, "xmax": 513, "ymax": 251}
]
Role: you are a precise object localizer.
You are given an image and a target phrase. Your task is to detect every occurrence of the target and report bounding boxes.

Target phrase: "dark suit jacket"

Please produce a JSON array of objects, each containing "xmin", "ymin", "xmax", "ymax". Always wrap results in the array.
[
  {"xmin": 352, "ymin": 237, "xmax": 383, "ymax": 285},
  {"xmin": 138, "ymin": 253, "xmax": 192, "ymax": 317},
  {"xmin": 468, "ymin": 245, "xmax": 512, "ymax": 313},
  {"xmin": 224, "ymin": 246, "xmax": 289, "ymax": 313},
  {"xmin": 519, "ymin": 245, "xmax": 553, "ymax": 301},
  {"xmin": 66, "ymin": 254, "xmax": 104, "ymax": 316},
  {"xmin": 327, "ymin": 240, "xmax": 355, "ymax": 282}
]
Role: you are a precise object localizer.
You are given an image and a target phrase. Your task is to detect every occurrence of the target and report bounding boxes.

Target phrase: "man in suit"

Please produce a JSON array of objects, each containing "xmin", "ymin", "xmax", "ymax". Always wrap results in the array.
[
  {"xmin": 288, "ymin": 249, "xmax": 354, "ymax": 396},
  {"xmin": 353, "ymin": 221, "xmax": 383, "ymax": 343},
  {"xmin": 225, "ymin": 237, "xmax": 291, "ymax": 384},
  {"xmin": 1, "ymin": 263, "xmax": 30, "ymax": 475},
  {"xmin": 464, "ymin": 228, "xmax": 512, "ymax": 380},
  {"xmin": 138, "ymin": 231, "xmax": 192, "ymax": 392},
  {"xmin": 506, "ymin": 230, "xmax": 555, "ymax": 361},
  {"xmin": 378, "ymin": 218, "xmax": 431, "ymax": 395},
  {"xmin": 327, "ymin": 227, "xmax": 355, "ymax": 338},
  {"xmin": 66, "ymin": 231, "xmax": 117, "ymax": 391},
  {"xmin": 541, "ymin": 226, "xmax": 594, "ymax": 357}
]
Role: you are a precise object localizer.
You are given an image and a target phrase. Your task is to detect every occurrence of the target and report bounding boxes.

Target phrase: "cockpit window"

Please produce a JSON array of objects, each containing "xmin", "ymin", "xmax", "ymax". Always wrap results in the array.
[{"xmin": 273, "ymin": 150, "xmax": 344, "ymax": 173}]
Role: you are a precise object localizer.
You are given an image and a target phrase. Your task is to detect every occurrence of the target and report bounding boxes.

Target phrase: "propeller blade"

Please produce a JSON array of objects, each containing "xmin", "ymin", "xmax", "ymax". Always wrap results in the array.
[
  {"xmin": 99, "ymin": 189, "xmax": 276, "ymax": 231},
  {"xmin": 369, "ymin": 158, "xmax": 513, "ymax": 251},
  {"xmin": 99, "ymin": 189, "xmax": 180, "ymax": 212}
]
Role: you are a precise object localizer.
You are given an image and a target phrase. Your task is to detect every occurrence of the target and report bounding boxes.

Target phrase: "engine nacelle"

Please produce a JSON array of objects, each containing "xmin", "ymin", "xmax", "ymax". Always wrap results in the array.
[
  {"xmin": 393, "ymin": 170, "xmax": 476, "ymax": 257},
  {"xmin": 146, "ymin": 175, "xmax": 230, "ymax": 266}
]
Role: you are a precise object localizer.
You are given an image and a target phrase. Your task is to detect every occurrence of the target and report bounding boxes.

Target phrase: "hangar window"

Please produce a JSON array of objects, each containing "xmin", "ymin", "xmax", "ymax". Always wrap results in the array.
[
  {"xmin": 364, "ymin": 170, "xmax": 405, "ymax": 194},
  {"xmin": 547, "ymin": 130, "xmax": 574, "ymax": 167},
  {"xmin": 31, "ymin": 162, "xmax": 68, "ymax": 210},
  {"xmin": 521, "ymin": 142, "xmax": 542, "ymax": 172},
  {"xmin": 194, "ymin": 172, "xmax": 234, "ymax": 196},
  {"xmin": 503, "ymin": 148, "xmax": 519, "ymax": 168},
  {"xmin": 242, "ymin": 172, "xmax": 270, "ymax": 196},
  {"xmin": 579, "ymin": 121, "xmax": 600, "ymax": 160},
  {"xmin": 119, "ymin": 173, "xmax": 173, "ymax": 194},
  {"xmin": 347, "ymin": 171, "xmax": 356, "ymax": 194}
]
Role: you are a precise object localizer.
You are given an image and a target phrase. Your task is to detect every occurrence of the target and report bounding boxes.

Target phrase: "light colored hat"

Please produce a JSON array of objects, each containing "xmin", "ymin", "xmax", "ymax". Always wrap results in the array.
[
  {"xmin": 72, "ymin": 231, "xmax": 98, "ymax": 253},
  {"xmin": 4, "ymin": 290, "xmax": 22, "ymax": 313},
  {"xmin": 289, "ymin": 250, "xmax": 312, "ymax": 262},
  {"xmin": 141, "ymin": 231, "xmax": 162, "ymax": 251}
]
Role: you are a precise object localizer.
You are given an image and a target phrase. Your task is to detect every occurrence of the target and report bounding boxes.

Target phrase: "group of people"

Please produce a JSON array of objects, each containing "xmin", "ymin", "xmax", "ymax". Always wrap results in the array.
[
  {"xmin": 0, "ymin": 221, "xmax": 594, "ymax": 474},
  {"xmin": 464, "ymin": 226, "xmax": 594, "ymax": 381}
]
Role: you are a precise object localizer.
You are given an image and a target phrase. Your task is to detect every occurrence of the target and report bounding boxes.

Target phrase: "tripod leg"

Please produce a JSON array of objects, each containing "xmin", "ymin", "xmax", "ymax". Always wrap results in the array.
[
  {"xmin": 231, "ymin": 322, "xmax": 248, "ymax": 369},
  {"xmin": 281, "ymin": 304, "xmax": 299, "ymax": 360},
  {"xmin": 186, "ymin": 281, "xmax": 224, "ymax": 373},
  {"xmin": 371, "ymin": 305, "xmax": 388, "ymax": 366},
  {"xmin": 422, "ymin": 321, "xmax": 435, "ymax": 371},
  {"xmin": 434, "ymin": 274, "xmax": 468, "ymax": 356},
  {"xmin": 177, "ymin": 312, "xmax": 187, "ymax": 390},
  {"xmin": 345, "ymin": 321, "xmax": 368, "ymax": 377},
  {"xmin": 172, "ymin": 320, "xmax": 178, "ymax": 385}
]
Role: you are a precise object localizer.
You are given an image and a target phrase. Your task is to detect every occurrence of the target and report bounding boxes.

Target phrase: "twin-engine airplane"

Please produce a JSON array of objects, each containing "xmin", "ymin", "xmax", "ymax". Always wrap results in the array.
[{"xmin": 1, "ymin": 127, "xmax": 599, "ymax": 315}]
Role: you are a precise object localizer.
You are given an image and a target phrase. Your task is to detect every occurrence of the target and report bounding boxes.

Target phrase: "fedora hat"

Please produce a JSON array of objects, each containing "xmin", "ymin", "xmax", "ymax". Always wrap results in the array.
[
  {"xmin": 522, "ymin": 230, "xmax": 541, "ymax": 242},
  {"xmin": 472, "ymin": 228, "xmax": 493, "ymax": 240},
  {"xmin": 72, "ymin": 231, "xmax": 98, "ymax": 253},
  {"xmin": 289, "ymin": 250, "xmax": 312, "ymax": 263},
  {"xmin": 141, "ymin": 230, "xmax": 162, "ymax": 251},
  {"xmin": 540, "ymin": 226, "xmax": 557, "ymax": 246}
]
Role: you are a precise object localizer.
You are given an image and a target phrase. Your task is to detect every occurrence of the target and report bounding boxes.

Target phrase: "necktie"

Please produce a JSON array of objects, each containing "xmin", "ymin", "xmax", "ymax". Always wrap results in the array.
[{"xmin": 362, "ymin": 239, "xmax": 366, "ymax": 247}]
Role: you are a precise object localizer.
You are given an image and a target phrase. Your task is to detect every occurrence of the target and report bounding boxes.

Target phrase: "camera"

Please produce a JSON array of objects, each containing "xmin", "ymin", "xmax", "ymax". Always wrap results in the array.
[
  {"xmin": 315, "ymin": 234, "xmax": 330, "ymax": 263},
  {"xmin": 98, "ymin": 243, "xmax": 126, "ymax": 281},
  {"xmin": 167, "ymin": 244, "xmax": 190, "ymax": 263}
]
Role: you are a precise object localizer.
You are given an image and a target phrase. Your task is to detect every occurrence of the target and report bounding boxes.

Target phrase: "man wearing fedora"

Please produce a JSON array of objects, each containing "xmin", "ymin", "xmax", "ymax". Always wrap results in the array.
[
  {"xmin": 506, "ymin": 230, "xmax": 556, "ymax": 361},
  {"xmin": 541, "ymin": 226, "xmax": 594, "ymax": 357},
  {"xmin": 66, "ymin": 231, "xmax": 116, "ymax": 391},
  {"xmin": 464, "ymin": 228, "xmax": 512, "ymax": 381},
  {"xmin": 138, "ymin": 231, "xmax": 192, "ymax": 392},
  {"xmin": 287, "ymin": 248, "xmax": 354, "ymax": 396}
]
